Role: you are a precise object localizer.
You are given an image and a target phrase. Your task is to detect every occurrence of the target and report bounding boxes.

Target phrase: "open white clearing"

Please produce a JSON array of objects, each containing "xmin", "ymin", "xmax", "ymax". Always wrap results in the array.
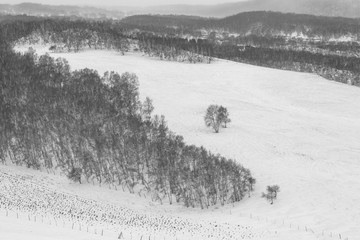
[
  {"xmin": 1, "ymin": 164, "xmax": 313, "ymax": 240},
  {"xmin": 0, "ymin": 211, "xmax": 115, "ymax": 240},
  {"xmin": 8, "ymin": 46, "xmax": 360, "ymax": 239}
]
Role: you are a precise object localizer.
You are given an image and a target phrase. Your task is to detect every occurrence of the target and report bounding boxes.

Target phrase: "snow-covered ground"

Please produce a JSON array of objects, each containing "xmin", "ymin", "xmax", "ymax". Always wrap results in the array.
[
  {"xmin": 9, "ymin": 45, "xmax": 360, "ymax": 239},
  {"xmin": 0, "ymin": 165, "xmax": 313, "ymax": 240},
  {"xmin": 0, "ymin": 209, "xmax": 115, "ymax": 240}
]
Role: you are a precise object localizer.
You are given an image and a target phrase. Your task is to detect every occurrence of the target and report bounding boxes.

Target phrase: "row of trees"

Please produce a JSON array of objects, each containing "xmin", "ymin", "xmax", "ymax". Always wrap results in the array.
[
  {"xmin": 5, "ymin": 14, "xmax": 360, "ymax": 81},
  {"xmin": 233, "ymin": 46, "xmax": 360, "ymax": 73},
  {"xmin": 14, "ymin": 21, "xmax": 130, "ymax": 54},
  {"xmin": 123, "ymin": 12, "xmax": 360, "ymax": 40},
  {"xmin": 0, "ymin": 33, "xmax": 254, "ymax": 208},
  {"xmin": 136, "ymin": 33, "xmax": 214, "ymax": 63},
  {"xmin": 1, "ymin": 15, "xmax": 214, "ymax": 63},
  {"xmin": 212, "ymin": 44, "xmax": 360, "ymax": 86},
  {"xmin": 215, "ymin": 34, "xmax": 360, "ymax": 58},
  {"xmin": 122, "ymin": 13, "xmax": 360, "ymax": 86}
]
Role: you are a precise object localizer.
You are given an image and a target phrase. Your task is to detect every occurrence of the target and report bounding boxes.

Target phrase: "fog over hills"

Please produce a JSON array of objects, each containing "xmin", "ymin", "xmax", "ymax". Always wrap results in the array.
[
  {"xmin": 1, "ymin": 0, "xmax": 360, "ymax": 19},
  {"xmin": 0, "ymin": 2, "xmax": 125, "ymax": 19},
  {"xmin": 118, "ymin": 0, "xmax": 360, "ymax": 18}
]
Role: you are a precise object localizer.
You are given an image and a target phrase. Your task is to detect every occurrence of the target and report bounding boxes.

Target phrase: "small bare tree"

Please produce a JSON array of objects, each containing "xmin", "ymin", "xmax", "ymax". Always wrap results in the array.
[
  {"xmin": 247, "ymin": 177, "xmax": 256, "ymax": 197},
  {"xmin": 49, "ymin": 45, "xmax": 57, "ymax": 52},
  {"xmin": 204, "ymin": 105, "xmax": 222, "ymax": 133},
  {"xmin": 141, "ymin": 97, "xmax": 154, "ymax": 122},
  {"xmin": 67, "ymin": 167, "xmax": 82, "ymax": 184},
  {"xmin": 262, "ymin": 185, "xmax": 280, "ymax": 204},
  {"xmin": 205, "ymin": 105, "xmax": 231, "ymax": 133},
  {"xmin": 218, "ymin": 106, "xmax": 231, "ymax": 128}
]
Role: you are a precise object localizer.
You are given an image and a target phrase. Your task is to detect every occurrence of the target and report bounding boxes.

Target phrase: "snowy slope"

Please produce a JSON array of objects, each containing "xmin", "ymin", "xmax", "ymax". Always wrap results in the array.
[
  {"xmin": 0, "ymin": 165, "xmax": 314, "ymax": 240},
  {"xmin": 0, "ymin": 211, "xmax": 116, "ymax": 240},
  {"xmin": 11, "ymin": 46, "xmax": 360, "ymax": 239}
]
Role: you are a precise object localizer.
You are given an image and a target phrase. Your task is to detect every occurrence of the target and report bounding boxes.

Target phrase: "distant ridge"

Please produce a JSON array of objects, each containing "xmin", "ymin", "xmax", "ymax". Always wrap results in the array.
[
  {"xmin": 2, "ymin": 0, "xmax": 360, "ymax": 19},
  {"xmin": 122, "ymin": 11, "xmax": 360, "ymax": 39},
  {"xmin": 0, "ymin": 2, "xmax": 125, "ymax": 19},
  {"xmin": 117, "ymin": 0, "xmax": 360, "ymax": 18}
]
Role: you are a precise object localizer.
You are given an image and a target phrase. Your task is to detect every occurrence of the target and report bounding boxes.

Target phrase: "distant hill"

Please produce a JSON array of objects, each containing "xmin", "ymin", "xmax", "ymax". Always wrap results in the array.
[
  {"xmin": 122, "ymin": 11, "xmax": 360, "ymax": 38},
  {"xmin": 3, "ymin": 1, "xmax": 360, "ymax": 20},
  {"xmin": 118, "ymin": 0, "xmax": 360, "ymax": 19},
  {"xmin": 0, "ymin": 14, "xmax": 40, "ymax": 23},
  {"xmin": 122, "ymin": 14, "xmax": 212, "ymax": 29},
  {"xmin": 0, "ymin": 3, "xmax": 125, "ymax": 19}
]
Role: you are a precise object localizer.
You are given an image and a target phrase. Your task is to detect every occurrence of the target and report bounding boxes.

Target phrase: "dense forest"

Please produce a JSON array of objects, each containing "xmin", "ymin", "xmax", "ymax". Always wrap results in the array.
[
  {"xmin": 0, "ymin": 16, "xmax": 254, "ymax": 208},
  {"xmin": 213, "ymin": 44, "xmax": 360, "ymax": 85},
  {"xmin": 123, "ymin": 12, "xmax": 360, "ymax": 85},
  {"xmin": 2, "ymin": 10, "xmax": 359, "ymax": 209},
  {"xmin": 122, "ymin": 11, "xmax": 360, "ymax": 39},
  {"xmin": 135, "ymin": 32, "xmax": 213, "ymax": 63},
  {"xmin": 0, "ymin": 15, "xmax": 213, "ymax": 63},
  {"xmin": 2, "ymin": 13, "xmax": 360, "ymax": 84},
  {"xmin": 2, "ymin": 18, "xmax": 130, "ymax": 53}
]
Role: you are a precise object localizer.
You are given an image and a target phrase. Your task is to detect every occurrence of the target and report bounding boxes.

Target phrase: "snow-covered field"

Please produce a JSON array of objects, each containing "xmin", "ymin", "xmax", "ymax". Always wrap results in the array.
[
  {"xmin": 0, "ymin": 208, "xmax": 115, "ymax": 240},
  {"xmin": 0, "ymin": 165, "xmax": 312, "ymax": 240},
  {"xmin": 7, "ymin": 45, "xmax": 360, "ymax": 239}
]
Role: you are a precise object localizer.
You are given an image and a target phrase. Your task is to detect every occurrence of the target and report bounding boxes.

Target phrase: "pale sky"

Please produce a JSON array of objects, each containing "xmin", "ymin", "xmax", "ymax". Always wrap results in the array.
[{"xmin": 0, "ymin": 0, "xmax": 246, "ymax": 7}]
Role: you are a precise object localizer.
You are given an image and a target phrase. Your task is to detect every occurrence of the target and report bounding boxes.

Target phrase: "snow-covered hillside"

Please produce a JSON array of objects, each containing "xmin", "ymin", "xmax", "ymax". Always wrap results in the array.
[
  {"xmin": 10, "ymin": 45, "xmax": 360, "ymax": 239},
  {"xmin": 0, "ymin": 164, "xmax": 314, "ymax": 240},
  {"xmin": 0, "ymin": 209, "xmax": 115, "ymax": 240}
]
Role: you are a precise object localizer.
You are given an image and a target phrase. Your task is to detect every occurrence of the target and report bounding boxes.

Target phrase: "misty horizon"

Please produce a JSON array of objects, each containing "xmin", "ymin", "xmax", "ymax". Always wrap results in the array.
[{"xmin": 0, "ymin": 0, "xmax": 248, "ymax": 7}]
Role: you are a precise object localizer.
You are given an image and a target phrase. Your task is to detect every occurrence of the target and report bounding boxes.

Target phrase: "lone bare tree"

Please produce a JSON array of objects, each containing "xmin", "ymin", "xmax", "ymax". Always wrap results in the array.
[
  {"xmin": 262, "ymin": 185, "xmax": 280, "ymax": 204},
  {"xmin": 141, "ymin": 97, "xmax": 154, "ymax": 122},
  {"xmin": 67, "ymin": 167, "xmax": 82, "ymax": 184},
  {"xmin": 218, "ymin": 106, "xmax": 231, "ymax": 128},
  {"xmin": 204, "ymin": 105, "xmax": 222, "ymax": 133},
  {"xmin": 247, "ymin": 177, "xmax": 256, "ymax": 197},
  {"xmin": 205, "ymin": 105, "xmax": 231, "ymax": 133}
]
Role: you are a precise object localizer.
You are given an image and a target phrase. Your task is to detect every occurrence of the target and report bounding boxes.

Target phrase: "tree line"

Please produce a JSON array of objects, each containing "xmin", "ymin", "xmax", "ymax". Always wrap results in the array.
[
  {"xmin": 0, "ymin": 29, "xmax": 254, "ymax": 208},
  {"xmin": 10, "ymin": 18, "xmax": 130, "ymax": 53},
  {"xmin": 213, "ymin": 44, "xmax": 360, "ymax": 85},
  {"xmin": 122, "ymin": 12, "xmax": 360, "ymax": 40},
  {"xmin": 121, "ymin": 12, "xmax": 360, "ymax": 85},
  {"xmin": 227, "ymin": 45, "xmax": 360, "ymax": 73},
  {"xmin": 1, "ymin": 16, "xmax": 214, "ymax": 63},
  {"xmin": 3, "ymin": 14, "xmax": 359, "ymax": 84},
  {"xmin": 136, "ymin": 32, "xmax": 213, "ymax": 63}
]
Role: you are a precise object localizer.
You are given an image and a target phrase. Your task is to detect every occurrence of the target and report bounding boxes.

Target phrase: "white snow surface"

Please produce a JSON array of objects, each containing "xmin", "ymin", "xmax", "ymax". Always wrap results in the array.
[
  {"xmin": 8, "ymin": 45, "xmax": 360, "ymax": 239},
  {"xmin": 0, "ymin": 165, "xmax": 311, "ymax": 240},
  {"xmin": 0, "ymin": 210, "xmax": 115, "ymax": 240}
]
